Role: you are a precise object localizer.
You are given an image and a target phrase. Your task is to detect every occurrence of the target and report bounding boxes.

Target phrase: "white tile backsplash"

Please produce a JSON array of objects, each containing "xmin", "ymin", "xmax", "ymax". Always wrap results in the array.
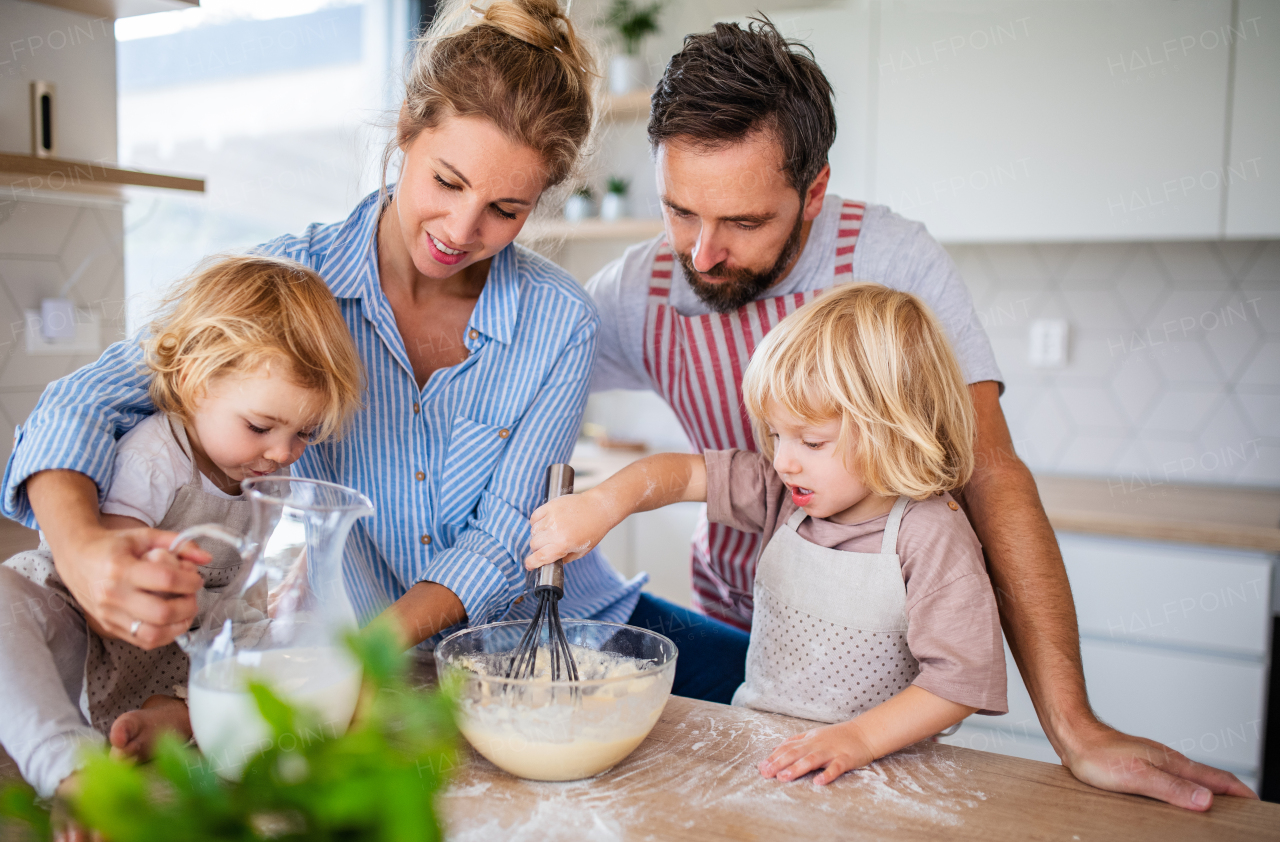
[
  {"xmin": 955, "ymin": 239, "xmax": 1280, "ymax": 487},
  {"xmin": 0, "ymin": 197, "xmax": 127, "ymax": 467}
]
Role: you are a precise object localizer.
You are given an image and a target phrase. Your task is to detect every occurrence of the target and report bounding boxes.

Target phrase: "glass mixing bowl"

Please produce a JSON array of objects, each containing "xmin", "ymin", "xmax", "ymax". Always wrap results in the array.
[{"xmin": 435, "ymin": 620, "xmax": 677, "ymax": 781}]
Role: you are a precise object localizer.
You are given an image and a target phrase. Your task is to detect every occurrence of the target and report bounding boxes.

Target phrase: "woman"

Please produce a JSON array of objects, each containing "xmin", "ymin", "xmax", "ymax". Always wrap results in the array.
[{"xmin": 2, "ymin": 0, "xmax": 641, "ymax": 666}]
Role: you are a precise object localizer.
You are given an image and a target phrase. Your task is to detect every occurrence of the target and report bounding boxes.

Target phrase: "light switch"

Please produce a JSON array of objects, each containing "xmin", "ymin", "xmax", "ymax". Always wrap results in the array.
[
  {"xmin": 25, "ymin": 307, "xmax": 100, "ymax": 355},
  {"xmin": 41, "ymin": 298, "xmax": 76, "ymax": 339},
  {"xmin": 1029, "ymin": 318, "xmax": 1069, "ymax": 368}
]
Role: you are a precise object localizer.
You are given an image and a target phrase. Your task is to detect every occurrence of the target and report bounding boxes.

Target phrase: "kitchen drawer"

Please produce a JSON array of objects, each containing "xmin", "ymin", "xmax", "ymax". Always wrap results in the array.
[
  {"xmin": 1058, "ymin": 533, "xmax": 1274, "ymax": 657},
  {"xmin": 1081, "ymin": 640, "xmax": 1266, "ymax": 773},
  {"xmin": 997, "ymin": 639, "xmax": 1266, "ymax": 773}
]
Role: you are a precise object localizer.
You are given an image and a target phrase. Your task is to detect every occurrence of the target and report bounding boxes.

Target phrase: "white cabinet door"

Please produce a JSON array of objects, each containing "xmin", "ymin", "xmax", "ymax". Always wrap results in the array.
[
  {"xmin": 873, "ymin": 0, "xmax": 1233, "ymax": 241},
  {"xmin": 960, "ymin": 638, "xmax": 1265, "ymax": 775},
  {"xmin": 1081, "ymin": 639, "xmax": 1266, "ymax": 774},
  {"xmin": 1058, "ymin": 533, "xmax": 1273, "ymax": 657},
  {"xmin": 1223, "ymin": 0, "xmax": 1280, "ymax": 236},
  {"xmin": 766, "ymin": 2, "xmax": 877, "ymax": 202},
  {"xmin": 961, "ymin": 533, "xmax": 1273, "ymax": 777}
]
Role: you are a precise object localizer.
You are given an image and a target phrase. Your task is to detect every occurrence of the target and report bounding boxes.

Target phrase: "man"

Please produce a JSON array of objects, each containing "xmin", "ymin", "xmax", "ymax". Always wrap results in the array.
[{"xmin": 587, "ymin": 18, "xmax": 1256, "ymax": 811}]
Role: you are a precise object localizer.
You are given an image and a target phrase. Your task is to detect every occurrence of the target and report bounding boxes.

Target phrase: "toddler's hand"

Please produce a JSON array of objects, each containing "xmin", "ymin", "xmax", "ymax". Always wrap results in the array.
[
  {"xmin": 758, "ymin": 720, "xmax": 877, "ymax": 786},
  {"xmin": 525, "ymin": 490, "xmax": 618, "ymax": 570}
]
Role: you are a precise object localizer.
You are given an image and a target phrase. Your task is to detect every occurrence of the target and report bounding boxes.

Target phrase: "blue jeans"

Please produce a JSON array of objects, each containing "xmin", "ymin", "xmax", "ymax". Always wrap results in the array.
[{"xmin": 626, "ymin": 592, "xmax": 750, "ymax": 705}]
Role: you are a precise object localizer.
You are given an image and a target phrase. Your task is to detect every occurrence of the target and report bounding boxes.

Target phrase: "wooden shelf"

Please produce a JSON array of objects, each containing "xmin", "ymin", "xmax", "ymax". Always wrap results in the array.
[
  {"xmin": 518, "ymin": 217, "xmax": 663, "ymax": 243},
  {"xmin": 27, "ymin": 0, "xmax": 198, "ymax": 19},
  {"xmin": 0, "ymin": 153, "xmax": 204, "ymax": 194},
  {"xmin": 603, "ymin": 90, "xmax": 652, "ymax": 121}
]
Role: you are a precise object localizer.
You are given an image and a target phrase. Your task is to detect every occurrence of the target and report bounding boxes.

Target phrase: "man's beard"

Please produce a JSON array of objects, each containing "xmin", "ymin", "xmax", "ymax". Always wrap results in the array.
[{"xmin": 678, "ymin": 210, "xmax": 806, "ymax": 314}]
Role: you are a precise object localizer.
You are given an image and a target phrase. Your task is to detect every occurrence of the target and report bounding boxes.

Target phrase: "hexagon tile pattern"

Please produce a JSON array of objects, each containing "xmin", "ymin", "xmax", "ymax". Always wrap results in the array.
[
  {"xmin": 0, "ymin": 198, "xmax": 128, "ymax": 469},
  {"xmin": 952, "ymin": 240, "xmax": 1280, "ymax": 488}
]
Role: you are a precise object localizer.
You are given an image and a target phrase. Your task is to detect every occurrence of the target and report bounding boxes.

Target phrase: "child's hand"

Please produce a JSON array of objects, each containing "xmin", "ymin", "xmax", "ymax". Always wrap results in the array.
[
  {"xmin": 525, "ymin": 490, "xmax": 619, "ymax": 570},
  {"xmin": 758, "ymin": 720, "xmax": 877, "ymax": 786}
]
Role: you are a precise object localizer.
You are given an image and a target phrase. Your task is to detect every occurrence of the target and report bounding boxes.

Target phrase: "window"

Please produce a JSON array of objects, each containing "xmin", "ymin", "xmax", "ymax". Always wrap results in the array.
[{"xmin": 116, "ymin": 0, "xmax": 414, "ymax": 332}]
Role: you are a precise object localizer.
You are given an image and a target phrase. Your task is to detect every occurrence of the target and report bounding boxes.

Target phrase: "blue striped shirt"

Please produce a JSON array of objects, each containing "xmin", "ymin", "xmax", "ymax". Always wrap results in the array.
[{"xmin": 2, "ymin": 189, "xmax": 646, "ymax": 637}]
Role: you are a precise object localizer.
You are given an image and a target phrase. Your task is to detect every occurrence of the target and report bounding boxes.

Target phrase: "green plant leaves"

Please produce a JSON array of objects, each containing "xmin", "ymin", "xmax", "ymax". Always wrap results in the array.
[
  {"xmin": 0, "ymin": 630, "xmax": 457, "ymax": 842},
  {"xmin": 602, "ymin": 0, "xmax": 667, "ymax": 55}
]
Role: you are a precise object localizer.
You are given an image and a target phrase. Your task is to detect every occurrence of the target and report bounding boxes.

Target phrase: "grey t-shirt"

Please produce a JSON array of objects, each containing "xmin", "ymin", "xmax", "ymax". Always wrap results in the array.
[{"xmin": 586, "ymin": 194, "xmax": 1003, "ymax": 393}]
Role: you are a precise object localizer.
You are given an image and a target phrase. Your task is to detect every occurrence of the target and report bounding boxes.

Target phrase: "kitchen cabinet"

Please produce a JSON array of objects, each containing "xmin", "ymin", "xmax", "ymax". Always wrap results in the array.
[
  {"xmin": 1223, "ymin": 0, "xmax": 1280, "ymax": 237},
  {"xmin": 941, "ymin": 531, "xmax": 1275, "ymax": 793},
  {"xmin": 765, "ymin": 0, "xmax": 1280, "ymax": 240},
  {"xmin": 762, "ymin": 1, "xmax": 877, "ymax": 203},
  {"xmin": 873, "ymin": 0, "xmax": 1234, "ymax": 242}
]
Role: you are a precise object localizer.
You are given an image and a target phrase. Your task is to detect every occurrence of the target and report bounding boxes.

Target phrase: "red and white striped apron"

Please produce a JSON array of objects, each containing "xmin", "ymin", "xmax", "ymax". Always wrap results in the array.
[{"xmin": 642, "ymin": 200, "xmax": 866, "ymax": 630}]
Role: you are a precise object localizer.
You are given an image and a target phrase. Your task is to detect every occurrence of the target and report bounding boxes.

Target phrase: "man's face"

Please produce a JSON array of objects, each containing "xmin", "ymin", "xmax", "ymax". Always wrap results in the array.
[{"xmin": 656, "ymin": 132, "xmax": 827, "ymax": 313}]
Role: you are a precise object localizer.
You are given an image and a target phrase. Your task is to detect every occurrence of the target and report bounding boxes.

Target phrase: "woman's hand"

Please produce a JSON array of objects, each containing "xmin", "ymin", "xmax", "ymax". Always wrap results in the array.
[
  {"xmin": 524, "ymin": 489, "xmax": 622, "ymax": 570},
  {"xmin": 65, "ymin": 527, "xmax": 211, "ymax": 649},
  {"xmin": 28, "ymin": 470, "xmax": 211, "ymax": 650},
  {"xmin": 758, "ymin": 720, "xmax": 878, "ymax": 785}
]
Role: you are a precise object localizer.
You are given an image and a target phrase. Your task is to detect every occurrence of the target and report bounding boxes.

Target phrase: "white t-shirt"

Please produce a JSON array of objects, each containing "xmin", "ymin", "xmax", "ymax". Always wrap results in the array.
[
  {"xmin": 101, "ymin": 414, "xmax": 241, "ymax": 526},
  {"xmin": 586, "ymin": 195, "xmax": 1003, "ymax": 393}
]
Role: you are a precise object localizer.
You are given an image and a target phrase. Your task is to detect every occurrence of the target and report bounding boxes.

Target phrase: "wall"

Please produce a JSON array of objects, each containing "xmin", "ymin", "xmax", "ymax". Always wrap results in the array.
[
  {"xmin": 960, "ymin": 239, "xmax": 1279, "ymax": 487},
  {"xmin": 0, "ymin": 0, "xmax": 126, "ymax": 467},
  {"xmin": 585, "ymin": 238, "xmax": 1280, "ymax": 489},
  {"xmin": 0, "ymin": 197, "xmax": 127, "ymax": 467}
]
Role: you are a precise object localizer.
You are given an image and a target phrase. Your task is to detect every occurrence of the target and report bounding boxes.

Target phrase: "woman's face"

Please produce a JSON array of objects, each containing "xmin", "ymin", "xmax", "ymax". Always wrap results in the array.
[{"xmin": 392, "ymin": 114, "xmax": 546, "ymax": 280}]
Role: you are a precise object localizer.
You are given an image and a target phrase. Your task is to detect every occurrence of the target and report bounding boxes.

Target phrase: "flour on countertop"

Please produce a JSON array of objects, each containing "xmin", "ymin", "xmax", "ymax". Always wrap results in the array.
[{"xmin": 443, "ymin": 701, "xmax": 988, "ymax": 839}]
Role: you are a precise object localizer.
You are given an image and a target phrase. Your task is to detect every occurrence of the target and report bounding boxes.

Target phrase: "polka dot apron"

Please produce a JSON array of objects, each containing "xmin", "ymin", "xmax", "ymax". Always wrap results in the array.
[
  {"xmin": 731, "ymin": 496, "xmax": 919, "ymax": 723},
  {"xmin": 11, "ymin": 418, "xmax": 252, "ymax": 735}
]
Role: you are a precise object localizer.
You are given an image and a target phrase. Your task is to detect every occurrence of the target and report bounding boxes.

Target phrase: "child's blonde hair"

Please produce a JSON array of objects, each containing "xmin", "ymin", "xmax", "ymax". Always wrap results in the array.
[
  {"xmin": 145, "ymin": 254, "xmax": 363, "ymax": 443},
  {"xmin": 742, "ymin": 283, "xmax": 975, "ymax": 500}
]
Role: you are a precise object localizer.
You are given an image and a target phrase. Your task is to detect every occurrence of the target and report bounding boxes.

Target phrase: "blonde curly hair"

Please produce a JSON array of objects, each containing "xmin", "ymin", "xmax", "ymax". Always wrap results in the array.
[
  {"xmin": 742, "ymin": 283, "xmax": 976, "ymax": 499},
  {"xmin": 144, "ymin": 254, "xmax": 363, "ymax": 443}
]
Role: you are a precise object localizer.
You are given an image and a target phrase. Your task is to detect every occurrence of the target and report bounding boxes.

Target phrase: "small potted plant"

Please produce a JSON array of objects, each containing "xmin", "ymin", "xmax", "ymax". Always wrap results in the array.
[
  {"xmin": 602, "ymin": 0, "xmax": 665, "ymax": 95},
  {"xmin": 601, "ymin": 176, "xmax": 630, "ymax": 222},
  {"xmin": 563, "ymin": 185, "xmax": 595, "ymax": 222}
]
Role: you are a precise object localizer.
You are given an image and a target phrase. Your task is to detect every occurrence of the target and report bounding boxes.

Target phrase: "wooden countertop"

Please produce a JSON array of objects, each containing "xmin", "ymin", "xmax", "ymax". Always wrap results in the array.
[
  {"xmin": 1035, "ymin": 475, "xmax": 1280, "ymax": 553},
  {"xmin": 442, "ymin": 694, "xmax": 1279, "ymax": 841},
  {"xmin": 571, "ymin": 444, "xmax": 1280, "ymax": 552}
]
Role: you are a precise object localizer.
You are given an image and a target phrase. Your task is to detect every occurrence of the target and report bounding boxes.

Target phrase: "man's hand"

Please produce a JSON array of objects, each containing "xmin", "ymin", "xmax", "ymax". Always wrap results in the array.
[
  {"xmin": 1063, "ymin": 721, "xmax": 1257, "ymax": 811},
  {"xmin": 59, "ymin": 527, "xmax": 210, "ymax": 649}
]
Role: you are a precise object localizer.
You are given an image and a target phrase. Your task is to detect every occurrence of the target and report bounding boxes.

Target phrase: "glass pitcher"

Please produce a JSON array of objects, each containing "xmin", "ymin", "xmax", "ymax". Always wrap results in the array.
[{"xmin": 169, "ymin": 476, "xmax": 374, "ymax": 779}]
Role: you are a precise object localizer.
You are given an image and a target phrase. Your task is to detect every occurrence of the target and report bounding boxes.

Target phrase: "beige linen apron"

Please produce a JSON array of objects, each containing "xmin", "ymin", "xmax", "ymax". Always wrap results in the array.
[
  {"xmin": 731, "ymin": 496, "xmax": 920, "ymax": 723},
  {"xmin": 8, "ymin": 418, "xmax": 251, "ymax": 734}
]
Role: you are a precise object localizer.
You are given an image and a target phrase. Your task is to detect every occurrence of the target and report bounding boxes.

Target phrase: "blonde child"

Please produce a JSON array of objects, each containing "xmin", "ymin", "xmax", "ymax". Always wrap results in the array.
[
  {"xmin": 0, "ymin": 255, "xmax": 362, "ymax": 799},
  {"xmin": 525, "ymin": 283, "xmax": 1007, "ymax": 785}
]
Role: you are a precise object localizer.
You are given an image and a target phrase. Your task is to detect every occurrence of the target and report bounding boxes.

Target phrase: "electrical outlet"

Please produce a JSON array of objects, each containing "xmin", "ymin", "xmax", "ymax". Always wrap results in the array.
[
  {"xmin": 25, "ymin": 308, "xmax": 100, "ymax": 355},
  {"xmin": 1029, "ymin": 318, "xmax": 1069, "ymax": 368}
]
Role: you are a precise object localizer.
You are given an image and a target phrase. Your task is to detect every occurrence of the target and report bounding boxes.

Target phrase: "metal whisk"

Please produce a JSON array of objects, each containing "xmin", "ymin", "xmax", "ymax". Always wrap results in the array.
[{"xmin": 506, "ymin": 464, "xmax": 580, "ymax": 682}]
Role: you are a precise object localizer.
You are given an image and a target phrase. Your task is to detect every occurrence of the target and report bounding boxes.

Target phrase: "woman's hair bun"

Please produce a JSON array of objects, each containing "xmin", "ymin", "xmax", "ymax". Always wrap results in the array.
[
  {"xmin": 476, "ymin": 0, "xmax": 561, "ymax": 48},
  {"xmin": 471, "ymin": 0, "xmax": 595, "ymax": 92},
  {"xmin": 387, "ymin": 0, "xmax": 599, "ymax": 191}
]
